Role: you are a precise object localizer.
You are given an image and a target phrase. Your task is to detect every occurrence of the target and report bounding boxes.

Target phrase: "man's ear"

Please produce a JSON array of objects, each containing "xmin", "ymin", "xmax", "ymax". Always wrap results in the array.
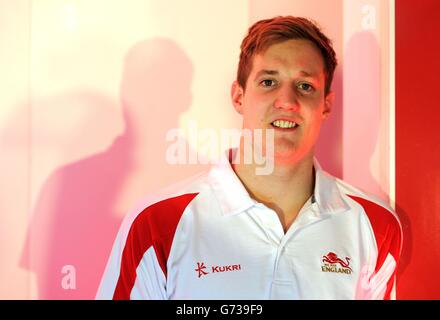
[
  {"xmin": 323, "ymin": 91, "xmax": 334, "ymax": 120},
  {"xmin": 231, "ymin": 81, "xmax": 244, "ymax": 114}
]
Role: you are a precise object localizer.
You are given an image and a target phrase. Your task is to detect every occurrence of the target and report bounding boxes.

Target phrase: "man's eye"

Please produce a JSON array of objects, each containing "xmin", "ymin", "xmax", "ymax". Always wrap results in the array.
[
  {"xmin": 260, "ymin": 79, "xmax": 276, "ymax": 87},
  {"xmin": 297, "ymin": 83, "xmax": 314, "ymax": 92}
]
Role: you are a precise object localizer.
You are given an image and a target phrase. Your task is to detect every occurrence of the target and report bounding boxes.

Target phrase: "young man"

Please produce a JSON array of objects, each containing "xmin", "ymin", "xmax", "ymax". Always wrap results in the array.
[{"xmin": 97, "ymin": 16, "xmax": 402, "ymax": 300}]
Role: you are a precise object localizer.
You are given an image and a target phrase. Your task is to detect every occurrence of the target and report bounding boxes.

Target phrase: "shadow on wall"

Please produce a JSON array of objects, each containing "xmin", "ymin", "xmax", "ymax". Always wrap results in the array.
[
  {"xmin": 341, "ymin": 30, "xmax": 412, "ymax": 293},
  {"xmin": 342, "ymin": 31, "xmax": 388, "ymax": 201},
  {"xmin": 20, "ymin": 38, "xmax": 208, "ymax": 299},
  {"xmin": 315, "ymin": 63, "xmax": 343, "ymax": 178}
]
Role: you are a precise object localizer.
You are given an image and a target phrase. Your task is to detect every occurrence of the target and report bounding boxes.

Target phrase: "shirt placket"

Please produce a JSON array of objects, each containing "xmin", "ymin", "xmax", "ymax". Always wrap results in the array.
[{"xmin": 270, "ymin": 202, "xmax": 326, "ymax": 299}]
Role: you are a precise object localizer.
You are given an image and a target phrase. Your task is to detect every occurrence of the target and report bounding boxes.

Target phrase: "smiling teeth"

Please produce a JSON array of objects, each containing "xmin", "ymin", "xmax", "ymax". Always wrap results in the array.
[{"xmin": 272, "ymin": 120, "xmax": 297, "ymax": 128}]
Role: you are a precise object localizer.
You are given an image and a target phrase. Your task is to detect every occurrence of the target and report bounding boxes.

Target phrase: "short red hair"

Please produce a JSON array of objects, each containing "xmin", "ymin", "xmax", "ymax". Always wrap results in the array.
[{"xmin": 237, "ymin": 16, "xmax": 337, "ymax": 95}]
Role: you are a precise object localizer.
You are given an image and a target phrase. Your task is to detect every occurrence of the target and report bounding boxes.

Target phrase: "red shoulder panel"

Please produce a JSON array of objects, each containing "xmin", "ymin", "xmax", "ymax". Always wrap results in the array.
[
  {"xmin": 113, "ymin": 193, "xmax": 198, "ymax": 300},
  {"xmin": 348, "ymin": 195, "xmax": 402, "ymax": 299}
]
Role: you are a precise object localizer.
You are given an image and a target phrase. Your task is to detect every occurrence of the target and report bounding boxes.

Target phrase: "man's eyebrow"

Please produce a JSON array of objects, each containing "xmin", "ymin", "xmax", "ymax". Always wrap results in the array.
[
  {"xmin": 254, "ymin": 69, "xmax": 319, "ymax": 79},
  {"xmin": 298, "ymin": 70, "xmax": 317, "ymax": 77},
  {"xmin": 296, "ymin": 70, "xmax": 321, "ymax": 79},
  {"xmin": 254, "ymin": 70, "xmax": 279, "ymax": 79}
]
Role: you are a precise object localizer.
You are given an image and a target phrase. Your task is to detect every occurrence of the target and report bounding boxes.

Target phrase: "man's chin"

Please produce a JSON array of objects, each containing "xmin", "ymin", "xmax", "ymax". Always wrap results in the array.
[{"xmin": 273, "ymin": 149, "xmax": 303, "ymax": 166}]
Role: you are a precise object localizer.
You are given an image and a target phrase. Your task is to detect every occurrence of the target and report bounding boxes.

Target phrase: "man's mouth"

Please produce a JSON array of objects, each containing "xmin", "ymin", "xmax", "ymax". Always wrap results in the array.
[{"xmin": 271, "ymin": 120, "xmax": 298, "ymax": 129}]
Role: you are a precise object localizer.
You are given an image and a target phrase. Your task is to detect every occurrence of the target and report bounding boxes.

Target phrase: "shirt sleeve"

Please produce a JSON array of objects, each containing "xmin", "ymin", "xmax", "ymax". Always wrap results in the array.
[
  {"xmin": 356, "ymin": 214, "xmax": 402, "ymax": 300},
  {"xmin": 349, "ymin": 194, "xmax": 403, "ymax": 300},
  {"xmin": 96, "ymin": 192, "xmax": 198, "ymax": 300},
  {"xmin": 374, "ymin": 217, "xmax": 402, "ymax": 300},
  {"xmin": 95, "ymin": 210, "xmax": 167, "ymax": 300}
]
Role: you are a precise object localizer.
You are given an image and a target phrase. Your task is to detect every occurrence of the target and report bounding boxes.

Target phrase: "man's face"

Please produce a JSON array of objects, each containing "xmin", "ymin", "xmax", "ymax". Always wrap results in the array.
[{"xmin": 232, "ymin": 39, "xmax": 333, "ymax": 165}]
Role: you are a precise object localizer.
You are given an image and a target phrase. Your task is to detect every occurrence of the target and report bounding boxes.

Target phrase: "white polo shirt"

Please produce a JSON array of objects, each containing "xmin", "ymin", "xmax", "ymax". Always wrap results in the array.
[{"xmin": 96, "ymin": 150, "xmax": 402, "ymax": 300}]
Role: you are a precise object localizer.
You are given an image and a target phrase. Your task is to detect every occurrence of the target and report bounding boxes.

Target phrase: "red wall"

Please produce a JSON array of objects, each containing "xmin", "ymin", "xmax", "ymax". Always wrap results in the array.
[{"xmin": 396, "ymin": 0, "xmax": 440, "ymax": 299}]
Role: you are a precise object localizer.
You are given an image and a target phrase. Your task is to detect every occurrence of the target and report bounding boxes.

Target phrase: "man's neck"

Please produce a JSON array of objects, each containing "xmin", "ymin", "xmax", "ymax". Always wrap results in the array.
[{"xmin": 231, "ymin": 147, "xmax": 315, "ymax": 233}]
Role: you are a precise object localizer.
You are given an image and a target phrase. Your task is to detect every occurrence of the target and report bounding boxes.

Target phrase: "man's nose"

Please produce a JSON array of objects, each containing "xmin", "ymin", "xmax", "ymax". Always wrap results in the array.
[{"xmin": 273, "ymin": 86, "xmax": 299, "ymax": 111}]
